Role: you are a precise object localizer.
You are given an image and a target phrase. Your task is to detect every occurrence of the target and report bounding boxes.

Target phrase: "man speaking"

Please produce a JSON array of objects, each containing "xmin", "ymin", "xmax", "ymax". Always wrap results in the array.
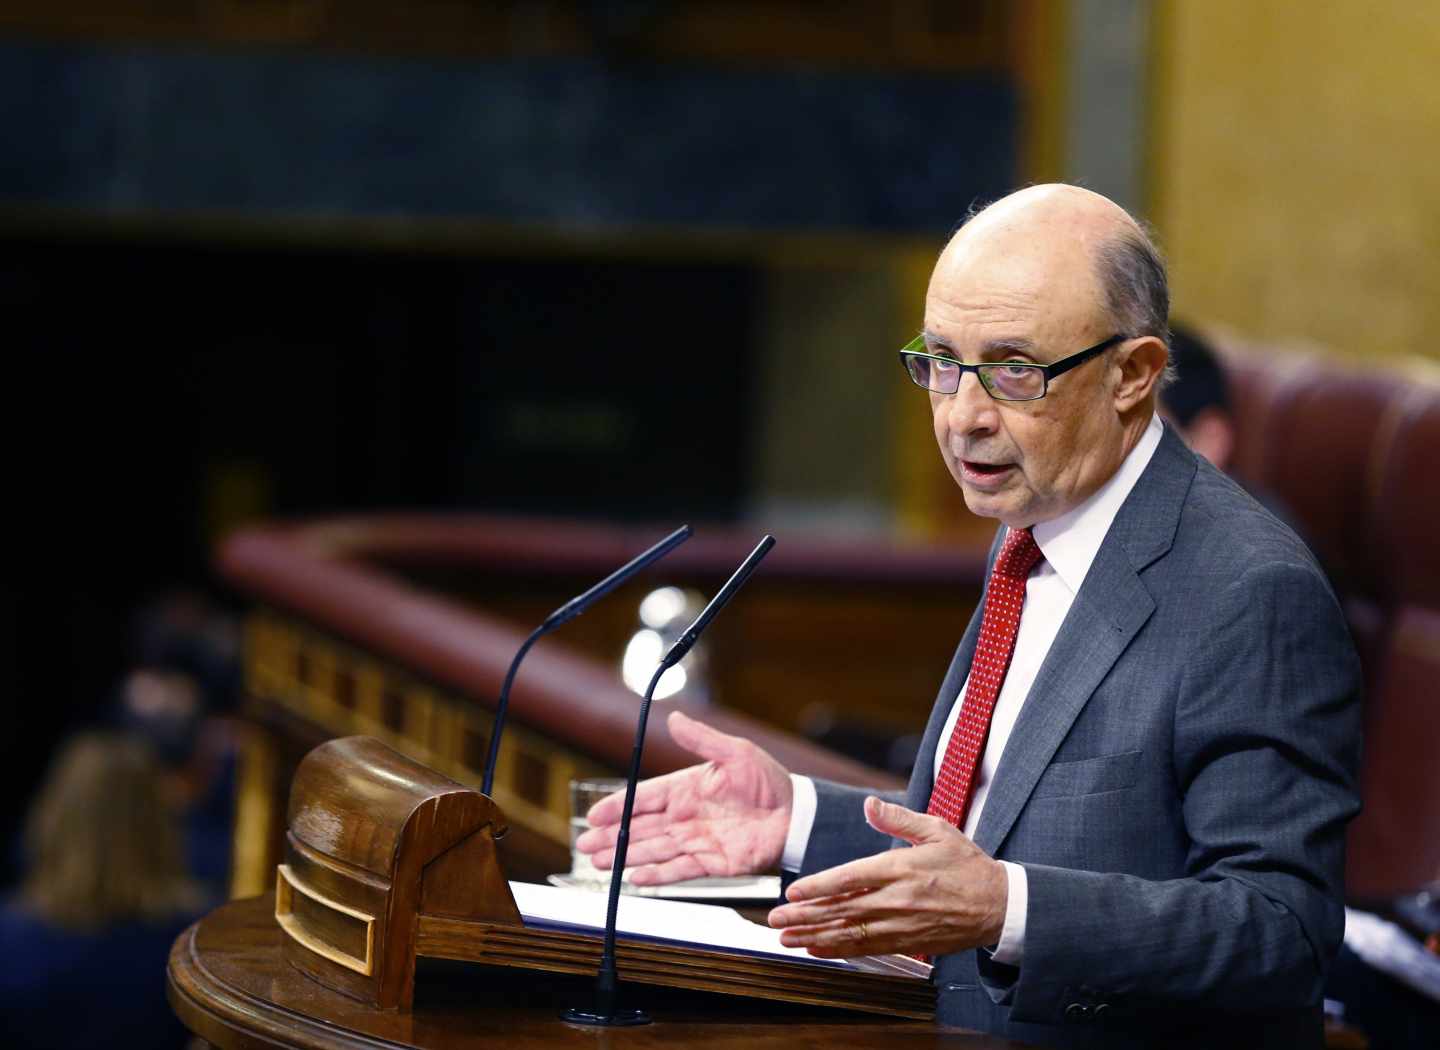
[{"xmin": 578, "ymin": 185, "xmax": 1361, "ymax": 1048}]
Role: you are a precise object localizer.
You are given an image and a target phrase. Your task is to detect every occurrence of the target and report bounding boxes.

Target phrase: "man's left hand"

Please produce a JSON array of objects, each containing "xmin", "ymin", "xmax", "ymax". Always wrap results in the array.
[{"xmin": 767, "ymin": 796, "xmax": 1008, "ymax": 959}]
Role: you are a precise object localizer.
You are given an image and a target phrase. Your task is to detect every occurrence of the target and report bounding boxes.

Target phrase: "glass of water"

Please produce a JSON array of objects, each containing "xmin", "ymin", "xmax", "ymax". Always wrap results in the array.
[{"xmin": 569, "ymin": 777, "xmax": 628, "ymax": 886}]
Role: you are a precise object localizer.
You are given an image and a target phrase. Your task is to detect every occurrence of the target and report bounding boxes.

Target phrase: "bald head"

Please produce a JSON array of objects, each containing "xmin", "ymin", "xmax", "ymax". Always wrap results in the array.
[
  {"xmin": 942, "ymin": 184, "xmax": 1170, "ymax": 350},
  {"xmin": 917, "ymin": 183, "xmax": 1173, "ymax": 528},
  {"xmin": 955, "ymin": 184, "xmax": 1144, "ymax": 257}
]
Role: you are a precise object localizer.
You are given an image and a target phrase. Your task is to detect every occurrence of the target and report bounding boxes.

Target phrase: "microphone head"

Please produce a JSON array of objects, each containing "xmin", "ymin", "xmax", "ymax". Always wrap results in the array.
[
  {"xmin": 542, "ymin": 524, "xmax": 693, "ymax": 630},
  {"xmin": 659, "ymin": 534, "xmax": 775, "ymax": 670}
]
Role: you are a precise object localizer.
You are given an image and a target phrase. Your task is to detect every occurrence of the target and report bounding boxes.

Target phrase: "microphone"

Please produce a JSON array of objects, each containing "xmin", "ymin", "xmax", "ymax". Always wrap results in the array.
[
  {"xmin": 479, "ymin": 524, "xmax": 692, "ymax": 798},
  {"xmin": 563, "ymin": 534, "xmax": 777, "ymax": 1027},
  {"xmin": 658, "ymin": 535, "xmax": 775, "ymax": 670}
]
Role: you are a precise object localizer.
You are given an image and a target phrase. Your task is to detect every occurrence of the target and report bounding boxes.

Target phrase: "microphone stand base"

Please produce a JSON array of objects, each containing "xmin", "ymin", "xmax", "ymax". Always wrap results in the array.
[{"xmin": 559, "ymin": 1007, "xmax": 651, "ymax": 1027}]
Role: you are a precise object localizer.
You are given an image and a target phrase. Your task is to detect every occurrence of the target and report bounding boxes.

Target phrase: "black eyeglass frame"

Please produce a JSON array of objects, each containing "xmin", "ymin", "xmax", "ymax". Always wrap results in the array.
[{"xmin": 898, "ymin": 332, "xmax": 1129, "ymax": 401}]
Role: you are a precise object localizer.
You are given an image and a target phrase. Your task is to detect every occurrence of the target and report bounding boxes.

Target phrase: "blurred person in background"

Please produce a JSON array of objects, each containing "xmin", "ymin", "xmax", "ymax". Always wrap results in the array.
[
  {"xmin": 131, "ymin": 590, "xmax": 241, "ymax": 717},
  {"xmin": 121, "ymin": 589, "xmax": 243, "ymax": 893},
  {"xmin": 115, "ymin": 664, "xmax": 236, "ymax": 895},
  {"xmin": 1161, "ymin": 323, "xmax": 1238, "ymax": 472},
  {"xmin": 4, "ymin": 591, "xmax": 242, "ymax": 895},
  {"xmin": 1162, "ymin": 323, "xmax": 1301, "ymax": 535},
  {"xmin": 0, "ymin": 731, "xmax": 209, "ymax": 1049}
]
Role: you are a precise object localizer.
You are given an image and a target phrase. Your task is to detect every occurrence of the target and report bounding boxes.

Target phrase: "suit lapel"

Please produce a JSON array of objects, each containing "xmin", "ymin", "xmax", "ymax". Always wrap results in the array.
[
  {"xmin": 970, "ymin": 544, "xmax": 1154, "ymax": 854},
  {"xmin": 971, "ymin": 425, "xmax": 1196, "ymax": 856}
]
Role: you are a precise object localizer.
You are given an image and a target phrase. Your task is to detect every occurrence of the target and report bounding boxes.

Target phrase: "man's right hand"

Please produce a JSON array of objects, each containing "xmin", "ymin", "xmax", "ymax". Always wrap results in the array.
[{"xmin": 573, "ymin": 710, "xmax": 794, "ymax": 886}]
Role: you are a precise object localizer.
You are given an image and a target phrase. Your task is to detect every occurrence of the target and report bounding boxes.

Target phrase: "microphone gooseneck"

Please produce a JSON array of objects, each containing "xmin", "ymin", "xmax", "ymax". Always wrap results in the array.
[
  {"xmin": 480, "ymin": 524, "xmax": 691, "ymax": 798},
  {"xmin": 563, "ymin": 534, "xmax": 777, "ymax": 1027}
]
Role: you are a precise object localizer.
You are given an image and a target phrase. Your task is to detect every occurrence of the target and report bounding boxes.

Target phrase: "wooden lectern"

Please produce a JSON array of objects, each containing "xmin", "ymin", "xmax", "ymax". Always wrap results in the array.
[
  {"xmin": 273, "ymin": 735, "xmax": 933, "ymax": 1020},
  {"xmin": 275, "ymin": 735, "xmax": 521, "ymax": 1009}
]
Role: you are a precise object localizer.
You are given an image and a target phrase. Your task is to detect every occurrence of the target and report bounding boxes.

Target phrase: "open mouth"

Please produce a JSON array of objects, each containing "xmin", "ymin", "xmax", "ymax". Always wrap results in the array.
[
  {"xmin": 960, "ymin": 460, "xmax": 1016, "ymax": 487},
  {"xmin": 964, "ymin": 461, "xmax": 1009, "ymax": 476}
]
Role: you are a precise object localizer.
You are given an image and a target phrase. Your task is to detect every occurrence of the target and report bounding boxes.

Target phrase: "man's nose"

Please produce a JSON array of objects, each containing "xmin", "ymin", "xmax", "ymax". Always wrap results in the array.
[{"xmin": 939, "ymin": 371, "xmax": 1000, "ymax": 436}]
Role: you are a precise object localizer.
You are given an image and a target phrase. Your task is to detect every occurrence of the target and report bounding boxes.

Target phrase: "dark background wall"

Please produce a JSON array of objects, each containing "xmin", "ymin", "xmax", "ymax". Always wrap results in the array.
[{"xmin": 0, "ymin": 40, "xmax": 1014, "ymax": 231}]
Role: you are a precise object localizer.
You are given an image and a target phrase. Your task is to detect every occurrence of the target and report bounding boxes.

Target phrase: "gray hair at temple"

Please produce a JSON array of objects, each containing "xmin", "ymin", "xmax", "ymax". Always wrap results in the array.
[{"xmin": 1095, "ymin": 226, "xmax": 1177, "ymax": 389}]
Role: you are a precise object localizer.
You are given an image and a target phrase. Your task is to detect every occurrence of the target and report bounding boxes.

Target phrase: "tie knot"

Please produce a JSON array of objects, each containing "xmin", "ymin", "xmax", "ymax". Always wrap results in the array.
[{"xmin": 994, "ymin": 527, "xmax": 1043, "ymax": 580}]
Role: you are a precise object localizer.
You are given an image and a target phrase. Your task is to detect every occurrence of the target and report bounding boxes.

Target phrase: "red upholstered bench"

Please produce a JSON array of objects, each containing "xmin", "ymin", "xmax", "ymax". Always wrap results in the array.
[{"xmin": 1217, "ymin": 335, "xmax": 1440, "ymax": 898}]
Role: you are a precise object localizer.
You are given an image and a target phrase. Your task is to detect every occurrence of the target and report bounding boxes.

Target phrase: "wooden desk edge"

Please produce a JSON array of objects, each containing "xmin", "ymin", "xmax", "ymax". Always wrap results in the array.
[{"xmin": 168, "ymin": 920, "xmax": 375, "ymax": 1050}]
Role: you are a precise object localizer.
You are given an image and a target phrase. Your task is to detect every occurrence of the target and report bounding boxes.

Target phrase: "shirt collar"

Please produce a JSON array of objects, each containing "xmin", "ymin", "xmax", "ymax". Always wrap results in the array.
[{"xmin": 1029, "ymin": 413, "xmax": 1164, "ymax": 595}]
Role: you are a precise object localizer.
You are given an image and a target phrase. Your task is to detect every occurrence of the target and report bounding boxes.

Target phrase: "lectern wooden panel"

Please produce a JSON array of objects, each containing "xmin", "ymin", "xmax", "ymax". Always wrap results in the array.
[{"xmin": 278, "ymin": 736, "xmax": 521, "ymax": 1009}]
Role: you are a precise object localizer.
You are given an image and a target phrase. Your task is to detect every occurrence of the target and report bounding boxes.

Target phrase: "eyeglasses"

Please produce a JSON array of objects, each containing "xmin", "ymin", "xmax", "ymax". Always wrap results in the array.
[{"xmin": 898, "ymin": 333, "xmax": 1128, "ymax": 401}]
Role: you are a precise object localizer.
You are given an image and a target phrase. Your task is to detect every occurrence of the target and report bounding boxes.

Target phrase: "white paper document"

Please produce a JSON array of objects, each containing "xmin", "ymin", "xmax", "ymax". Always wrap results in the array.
[
  {"xmin": 1344, "ymin": 907, "xmax": 1440, "ymax": 1002},
  {"xmin": 546, "ymin": 872, "xmax": 781, "ymax": 901},
  {"xmin": 509, "ymin": 880, "xmax": 930, "ymax": 978}
]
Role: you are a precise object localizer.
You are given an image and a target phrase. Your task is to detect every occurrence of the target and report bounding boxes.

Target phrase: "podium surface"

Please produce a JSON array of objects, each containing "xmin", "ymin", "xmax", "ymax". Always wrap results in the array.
[{"xmin": 168, "ymin": 896, "xmax": 1030, "ymax": 1049}]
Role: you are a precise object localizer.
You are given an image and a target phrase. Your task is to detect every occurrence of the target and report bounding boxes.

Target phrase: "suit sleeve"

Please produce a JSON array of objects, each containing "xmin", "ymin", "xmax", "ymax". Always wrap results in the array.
[
  {"xmin": 981, "ymin": 557, "xmax": 1363, "ymax": 1023},
  {"xmin": 798, "ymin": 779, "xmax": 906, "ymax": 876}
]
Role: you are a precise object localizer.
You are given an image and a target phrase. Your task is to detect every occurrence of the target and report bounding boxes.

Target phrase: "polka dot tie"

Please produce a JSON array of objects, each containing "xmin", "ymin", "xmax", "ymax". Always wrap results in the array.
[{"xmin": 927, "ymin": 527, "xmax": 1044, "ymax": 831}]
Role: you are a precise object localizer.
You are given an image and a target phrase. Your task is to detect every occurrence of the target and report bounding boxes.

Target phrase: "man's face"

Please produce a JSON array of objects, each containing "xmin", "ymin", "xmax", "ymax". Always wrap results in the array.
[{"xmin": 923, "ymin": 229, "xmax": 1130, "ymax": 529}]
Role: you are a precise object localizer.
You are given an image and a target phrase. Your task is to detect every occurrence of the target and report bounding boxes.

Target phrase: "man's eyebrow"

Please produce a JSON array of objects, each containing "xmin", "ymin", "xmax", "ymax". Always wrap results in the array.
[
  {"xmin": 920, "ymin": 331, "xmax": 1037, "ymax": 357},
  {"xmin": 980, "ymin": 337, "xmax": 1036, "ymax": 356}
]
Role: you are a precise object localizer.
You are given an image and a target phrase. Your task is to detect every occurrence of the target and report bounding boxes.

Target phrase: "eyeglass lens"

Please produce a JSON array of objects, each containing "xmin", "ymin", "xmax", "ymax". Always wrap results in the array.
[
  {"xmin": 904, "ymin": 355, "xmax": 1045, "ymax": 401},
  {"xmin": 904, "ymin": 354, "xmax": 956, "ymax": 392},
  {"xmin": 982, "ymin": 364, "xmax": 1046, "ymax": 400}
]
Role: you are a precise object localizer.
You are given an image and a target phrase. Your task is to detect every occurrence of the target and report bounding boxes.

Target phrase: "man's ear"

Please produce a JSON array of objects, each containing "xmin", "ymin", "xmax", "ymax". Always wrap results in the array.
[{"xmin": 1112, "ymin": 336, "xmax": 1168, "ymax": 412}]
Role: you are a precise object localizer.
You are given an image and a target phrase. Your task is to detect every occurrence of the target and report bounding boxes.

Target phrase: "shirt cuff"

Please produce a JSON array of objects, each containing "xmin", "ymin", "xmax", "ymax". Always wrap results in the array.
[
  {"xmin": 990, "ymin": 860, "xmax": 1028, "ymax": 965},
  {"xmin": 781, "ymin": 774, "xmax": 818, "ymax": 872}
]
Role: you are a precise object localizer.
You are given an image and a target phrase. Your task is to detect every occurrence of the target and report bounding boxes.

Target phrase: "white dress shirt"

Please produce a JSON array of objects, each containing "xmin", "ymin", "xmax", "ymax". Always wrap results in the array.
[{"xmin": 782, "ymin": 413, "xmax": 1164, "ymax": 966}]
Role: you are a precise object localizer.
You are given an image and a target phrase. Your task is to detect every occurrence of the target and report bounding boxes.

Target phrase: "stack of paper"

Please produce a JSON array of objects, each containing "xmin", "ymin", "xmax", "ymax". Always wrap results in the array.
[{"xmin": 511, "ymin": 880, "xmax": 931, "ymax": 979}]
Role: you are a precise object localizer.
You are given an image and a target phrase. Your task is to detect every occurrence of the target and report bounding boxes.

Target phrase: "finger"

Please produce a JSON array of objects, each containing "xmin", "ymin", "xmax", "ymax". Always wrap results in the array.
[
  {"xmin": 768, "ymin": 888, "xmax": 871, "ymax": 928},
  {"xmin": 785, "ymin": 853, "xmax": 894, "ymax": 902},
  {"xmin": 583, "ymin": 788, "xmax": 629, "ymax": 828},
  {"xmin": 586, "ymin": 771, "xmax": 680, "ymax": 827},
  {"xmin": 576, "ymin": 812, "xmax": 678, "ymax": 857},
  {"xmin": 667, "ymin": 710, "xmax": 751, "ymax": 766},
  {"xmin": 862, "ymin": 796, "xmax": 952, "ymax": 847},
  {"xmin": 774, "ymin": 916, "xmax": 851, "ymax": 944},
  {"xmin": 627, "ymin": 854, "xmax": 708, "ymax": 886},
  {"xmin": 778, "ymin": 917, "xmax": 896, "ymax": 958},
  {"xmin": 588, "ymin": 833, "xmax": 688, "ymax": 872}
]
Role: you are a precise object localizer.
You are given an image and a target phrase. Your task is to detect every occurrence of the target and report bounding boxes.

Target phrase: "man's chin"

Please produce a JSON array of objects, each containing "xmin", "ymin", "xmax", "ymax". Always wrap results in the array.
[
  {"xmin": 959, "ymin": 483, "xmax": 1012, "ymax": 520},
  {"xmin": 960, "ymin": 487, "xmax": 1037, "ymax": 530}
]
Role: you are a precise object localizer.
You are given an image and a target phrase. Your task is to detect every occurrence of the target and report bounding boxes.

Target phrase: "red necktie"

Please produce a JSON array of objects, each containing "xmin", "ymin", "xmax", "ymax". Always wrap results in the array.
[{"xmin": 928, "ymin": 527, "xmax": 1044, "ymax": 831}]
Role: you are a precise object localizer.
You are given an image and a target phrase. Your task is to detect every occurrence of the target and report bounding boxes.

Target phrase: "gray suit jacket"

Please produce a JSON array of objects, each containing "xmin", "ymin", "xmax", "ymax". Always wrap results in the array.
[{"xmin": 801, "ymin": 425, "xmax": 1362, "ymax": 1048}]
